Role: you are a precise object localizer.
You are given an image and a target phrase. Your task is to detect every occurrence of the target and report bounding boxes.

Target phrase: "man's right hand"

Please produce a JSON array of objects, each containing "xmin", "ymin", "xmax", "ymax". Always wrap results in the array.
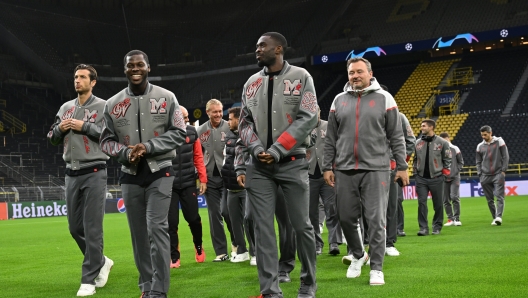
[
  {"xmin": 323, "ymin": 171, "xmax": 335, "ymax": 187},
  {"xmin": 59, "ymin": 119, "xmax": 70, "ymax": 133},
  {"xmin": 237, "ymin": 175, "xmax": 246, "ymax": 188}
]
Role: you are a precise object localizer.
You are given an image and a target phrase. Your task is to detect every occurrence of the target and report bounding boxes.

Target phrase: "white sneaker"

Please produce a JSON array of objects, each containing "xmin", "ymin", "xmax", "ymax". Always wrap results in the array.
[
  {"xmin": 346, "ymin": 252, "xmax": 369, "ymax": 278},
  {"xmin": 454, "ymin": 220, "xmax": 462, "ymax": 226},
  {"xmin": 342, "ymin": 232, "xmax": 347, "ymax": 245},
  {"xmin": 385, "ymin": 246, "xmax": 400, "ymax": 256},
  {"xmin": 491, "ymin": 219, "xmax": 497, "ymax": 226},
  {"xmin": 95, "ymin": 256, "xmax": 113, "ymax": 287},
  {"xmin": 231, "ymin": 251, "xmax": 250, "ymax": 263},
  {"xmin": 320, "ymin": 224, "xmax": 324, "ymax": 234},
  {"xmin": 250, "ymin": 256, "xmax": 257, "ymax": 266},
  {"xmin": 494, "ymin": 217, "xmax": 502, "ymax": 226},
  {"xmin": 444, "ymin": 220, "xmax": 455, "ymax": 226},
  {"xmin": 77, "ymin": 284, "xmax": 96, "ymax": 296},
  {"xmin": 369, "ymin": 270, "xmax": 385, "ymax": 285}
]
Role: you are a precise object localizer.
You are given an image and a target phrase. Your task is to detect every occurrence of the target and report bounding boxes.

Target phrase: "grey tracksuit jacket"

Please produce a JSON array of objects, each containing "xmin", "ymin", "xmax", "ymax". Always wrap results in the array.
[
  {"xmin": 413, "ymin": 135, "xmax": 452, "ymax": 178},
  {"xmin": 197, "ymin": 119, "xmax": 230, "ymax": 178},
  {"xmin": 322, "ymin": 78, "xmax": 407, "ymax": 172},
  {"xmin": 47, "ymin": 94, "xmax": 109, "ymax": 169},
  {"xmin": 389, "ymin": 113, "xmax": 416, "ymax": 164},
  {"xmin": 448, "ymin": 143, "xmax": 464, "ymax": 179},
  {"xmin": 307, "ymin": 120, "xmax": 327, "ymax": 175},
  {"xmin": 476, "ymin": 136, "xmax": 509, "ymax": 176},
  {"xmin": 100, "ymin": 83, "xmax": 187, "ymax": 174},
  {"xmin": 239, "ymin": 61, "xmax": 318, "ymax": 162}
]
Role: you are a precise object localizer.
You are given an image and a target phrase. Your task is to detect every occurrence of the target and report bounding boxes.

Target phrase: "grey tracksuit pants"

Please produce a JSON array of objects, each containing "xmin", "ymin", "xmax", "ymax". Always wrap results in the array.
[
  {"xmin": 204, "ymin": 176, "xmax": 234, "ymax": 256},
  {"xmin": 65, "ymin": 169, "xmax": 107, "ymax": 285},
  {"xmin": 443, "ymin": 175, "xmax": 461, "ymax": 221},
  {"xmin": 386, "ymin": 170, "xmax": 398, "ymax": 247},
  {"xmin": 309, "ymin": 177, "xmax": 342, "ymax": 250},
  {"xmin": 397, "ymin": 185, "xmax": 404, "ymax": 231},
  {"xmin": 246, "ymin": 157, "xmax": 316, "ymax": 295},
  {"xmin": 227, "ymin": 189, "xmax": 249, "ymax": 254},
  {"xmin": 416, "ymin": 175, "xmax": 445, "ymax": 232},
  {"xmin": 122, "ymin": 177, "xmax": 173, "ymax": 293},
  {"xmin": 480, "ymin": 173, "xmax": 505, "ymax": 219},
  {"xmin": 335, "ymin": 169, "xmax": 390, "ymax": 271}
]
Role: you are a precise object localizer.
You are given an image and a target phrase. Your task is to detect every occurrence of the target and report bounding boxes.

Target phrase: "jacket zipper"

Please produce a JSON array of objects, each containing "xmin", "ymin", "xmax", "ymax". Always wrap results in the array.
[
  {"xmin": 488, "ymin": 144, "xmax": 493, "ymax": 174},
  {"xmin": 354, "ymin": 92, "xmax": 361, "ymax": 169}
]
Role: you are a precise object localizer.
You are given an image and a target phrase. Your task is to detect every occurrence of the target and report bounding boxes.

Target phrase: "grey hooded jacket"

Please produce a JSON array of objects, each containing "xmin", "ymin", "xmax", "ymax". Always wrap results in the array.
[
  {"xmin": 48, "ymin": 94, "xmax": 109, "ymax": 170},
  {"xmin": 323, "ymin": 78, "xmax": 407, "ymax": 172},
  {"xmin": 448, "ymin": 143, "xmax": 464, "ymax": 178},
  {"xmin": 476, "ymin": 136, "xmax": 509, "ymax": 176}
]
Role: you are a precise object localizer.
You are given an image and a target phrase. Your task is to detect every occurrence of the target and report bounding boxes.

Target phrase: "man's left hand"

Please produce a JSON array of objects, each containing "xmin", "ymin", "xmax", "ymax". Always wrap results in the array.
[
  {"xmin": 257, "ymin": 152, "xmax": 275, "ymax": 164},
  {"xmin": 199, "ymin": 182, "xmax": 207, "ymax": 195},
  {"xmin": 69, "ymin": 119, "xmax": 84, "ymax": 132},
  {"xmin": 394, "ymin": 170, "xmax": 410, "ymax": 186}
]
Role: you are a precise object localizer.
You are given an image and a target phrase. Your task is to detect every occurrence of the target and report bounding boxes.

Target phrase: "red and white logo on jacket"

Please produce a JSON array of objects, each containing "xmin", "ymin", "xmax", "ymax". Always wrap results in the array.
[
  {"xmin": 83, "ymin": 109, "xmax": 98, "ymax": 123},
  {"xmin": 246, "ymin": 78, "xmax": 263, "ymax": 100},
  {"xmin": 62, "ymin": 106, "xmax": 75, "ymax": 120},
  {"xmin": 111, "ymin": 98, "xmax": 131, "ymax": 119}
]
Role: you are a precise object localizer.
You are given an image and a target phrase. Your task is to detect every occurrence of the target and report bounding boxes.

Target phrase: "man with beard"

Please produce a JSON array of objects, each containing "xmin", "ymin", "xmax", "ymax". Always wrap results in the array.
[
  {"xmin": 413, "ymin": 119, "xmax": 452, "ymax": 236},
  {"xmin": 48, "ymin": 64, "xmax": 112, "ymax": 296},
  {"xmin": 323, "ymin": 58, "xmax": 409, "ymax": 286},
  {"xmin": 197, "ymin": 99, "xmax": 235, "ymax": 262},
  {"xmin": 100, "ymin": 50, "xmax": 186, "ymax": 298},
  {"xmin": 240, "ymin": 32, "xmax": 317, "ymax": 298}
]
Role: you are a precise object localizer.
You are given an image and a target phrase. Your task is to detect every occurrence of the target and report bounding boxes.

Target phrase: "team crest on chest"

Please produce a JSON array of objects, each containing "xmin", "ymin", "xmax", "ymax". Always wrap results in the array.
[
  {"xmin": 320, "ymin": 129, "xmax": 326, "ymax": 138},
  {"xmin": 415, "ymin": 141, "xmax": 424, "ymax": 151},
  {"xmin": 220, "ymin": 132, "xmax": 226, "ymax": 142},
  {"xmin": 150, "ymin": 98, "xmax": 167, "ymax": 114},
  {"xmin": 62, "ymin": 106, "xmax": 75, "ymax": 120},
  {"xmin": 246, "ymin": 78, "xmax": 263, "ymax": 100},
  {"xmin": 111, "ymin": 98, "xmax": 131, "ymax": 119},
  {"xmin": 83, "ymin": 109, "xmax": 98, "ymax": 123},
  {"xmin": 433, "ymin": 143, "xmax": 442, "ymax": 151},
  {"xmin": 283, "ymin": 79, "xmax": 302, "ymax": 96}
]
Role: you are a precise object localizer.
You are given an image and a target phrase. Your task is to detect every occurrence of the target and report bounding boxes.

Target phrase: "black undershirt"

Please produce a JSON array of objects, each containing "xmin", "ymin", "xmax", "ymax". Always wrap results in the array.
[
  {"xmin": 119, "ymin": 158, "xmax": 174, "ymax": 187},
  {"xmin": 423, "ymin": 142, "xmax": 431, "ymax": 179},
  {"xmin": 309, "ymin": 162, "xmax": 323, "ymax": 179},
  {"xmin": 265, "ymin": 70, "xmax": 281, "ymax": 149}
]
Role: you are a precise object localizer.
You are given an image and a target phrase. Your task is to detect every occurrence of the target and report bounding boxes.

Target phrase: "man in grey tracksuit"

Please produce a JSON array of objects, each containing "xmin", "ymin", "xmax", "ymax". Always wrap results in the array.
[
  {"xmin": 413, "ymin": 119, "xmax": 452, "ymax": 236},
  {"xmin": 197, "ymin": 99, "xmax": 235, "ymax": 261},
  {"xmin": 100, "ymin": 50, "xmax": 186, "ymax": 298},
  {"xmin": 48, "ymin": 64, "xmax": 112, "ymax": 297},
  {"xmin": 476, "ymin": 125, "xmax": 509, "ymax": 225},
  {"xmin": 385, "ymin": 111, "xmax": 415, "ymax": 256},
  {"xmin": 323, "ymin": 58, "xmax": 408, "ymax": 286},
  {"xmin": 440, "ymin": 132, "xmax": 464, "ymax": 226},
  {"xmin": 239, "ymin": 32, "xmax": 317, "ymax": 298},
  {"xmin": 307, "ymin": 108, "xmax": 342, "ymax": 256}
]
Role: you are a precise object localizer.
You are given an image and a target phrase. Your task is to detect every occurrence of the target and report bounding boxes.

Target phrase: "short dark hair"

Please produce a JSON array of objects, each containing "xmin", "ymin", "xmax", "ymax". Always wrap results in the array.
[
  {"xmin": 346, "ymin": 57, "xmax": 372, "ymax": 72},
  {"xmin": 74, "ymin": 64, "xmax": 97, "ymax": 81},
  {"xmin": 228, "ymin": 107, "xmax": 241, "ymax": 119},
  {"xmin": 123, "ymin": 50, "xmax": 149, "ymax": 66},
  {"xmin": 439, "ymin": 132, "xmax": 449, "ymax": 138},
  {"xmin": 421, "ymin": 119, "xmax": 436, "ymax": 129},
  {"xmin": 480, "ymin": 125, "xmax": 492, "ymax": 133},
  {"xmin": 262, "ymin": 32, "xmax": 287, "ymax": 53}
]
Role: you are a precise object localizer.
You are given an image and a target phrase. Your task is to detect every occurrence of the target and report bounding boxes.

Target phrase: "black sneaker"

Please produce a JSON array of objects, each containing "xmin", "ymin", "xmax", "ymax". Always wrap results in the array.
[
  {"xmin": 329, "ymin": 243, "xmax": 340, "ymax": 255},
  {"xmin": 297, "ymin": 280, "xmax": 317, "ymax": 298},
  {"xmin": 212, "ymin": 254, "xmax": 229, "ymax": 262},
  {"xmin": 397, "ymin": 230, "xmax": 406, "ymax": 237},
  {"xmin": 278, "ymin": 271, "xmax": 291, "ymax": 283}
]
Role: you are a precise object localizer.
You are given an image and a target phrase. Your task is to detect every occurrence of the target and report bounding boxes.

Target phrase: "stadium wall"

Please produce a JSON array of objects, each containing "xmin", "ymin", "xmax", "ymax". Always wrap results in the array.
[{"xmin": 403, "ymin": 180, "xmax": 528, "ymax": 200}]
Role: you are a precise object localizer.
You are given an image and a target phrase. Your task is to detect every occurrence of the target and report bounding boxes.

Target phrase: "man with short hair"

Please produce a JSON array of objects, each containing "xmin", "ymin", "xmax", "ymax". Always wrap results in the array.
[
  {"xmin": 48, "ymin": 64, "xmax": 112, "ymax": 297},
  {"xmin": 413, "ymin": 119, "xmax": 452, "ymax": 236},
  {"xmin": 100, "ymin": 50, "xmax": 186, "ymax": 298},
  {"xmin": 439, "ymin": 132, "xmax": 464, "ymax": 227},
  {"xmin": 198, "ymin": 99, "xmax": 235, "ymax": 262},
  {"xmin": 240, "ymin": 32, "xmax": 317, "ymax": 298},
  {"xmin": 476, "ymin": 125, "xmax": 509, "ymax": 225},
  {"xmin": 168, "ymin": 106, "xmax": 207, "ymax": 268},
  {"xmin": 323, "ymin": 57, "xmax": 409, "ymax": 286}
]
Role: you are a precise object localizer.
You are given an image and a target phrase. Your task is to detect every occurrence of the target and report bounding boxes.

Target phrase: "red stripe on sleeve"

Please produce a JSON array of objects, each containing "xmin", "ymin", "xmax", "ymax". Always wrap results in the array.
[{"xmin": 277, "ymin": 131, "xmax": 297, "ymax": 151}]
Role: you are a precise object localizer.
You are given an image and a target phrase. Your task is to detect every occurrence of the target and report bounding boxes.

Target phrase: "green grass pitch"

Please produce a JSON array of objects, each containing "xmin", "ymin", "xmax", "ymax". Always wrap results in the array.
[{"xmin": 1, "ymin": 196, "xmax": 527, "ymax": 297}]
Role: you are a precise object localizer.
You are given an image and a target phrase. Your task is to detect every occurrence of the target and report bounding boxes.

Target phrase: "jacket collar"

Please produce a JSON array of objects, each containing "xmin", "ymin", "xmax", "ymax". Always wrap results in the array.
[
  {"xmin": 481, "ymin": 136, "xmax": 500, "ymax": 145},
  {"xmin": 125, "ymin": 82, "xmax": 153, "ymax": 97},
  {"xmin": 75, "ymin": 94, "xmax": 96, "ymax": 106},
  {"xmin": 343, "ymin": 77, "xmax": 381, "ymax": 96},
  {"xmin": 260, "ymin": 61, "xmax": 291, "ymax": 76}
]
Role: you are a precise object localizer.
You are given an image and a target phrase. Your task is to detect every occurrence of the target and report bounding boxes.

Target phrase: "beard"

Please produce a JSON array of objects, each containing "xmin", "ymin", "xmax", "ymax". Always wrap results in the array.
[{"xmin": 257, "ymin": 55, "xmax": 275, "ymax": 68}]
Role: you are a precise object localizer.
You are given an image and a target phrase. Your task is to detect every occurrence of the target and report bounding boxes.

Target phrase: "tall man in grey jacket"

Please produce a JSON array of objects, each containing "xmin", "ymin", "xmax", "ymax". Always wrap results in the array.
[
  {"xmin": 323, "ymin": 57, "xmax": 409, "ymax": 286},
  {"xmin": 413, "ymin": 119, "xmax": 452, "ymax": 236},
  {"xmin": 476, "ymin": 125, "xmax": 509, "ymax": 226},
  {"xmin": 48, "ymin": 64, "xmax": 112, "ymax": 297},
  {"xmin": 100, "ymin": 50, "xmax": 186, "ymax": 298},
  {"xmin": 440, "ymin": 132, "xmax": 464, "ymax": 226},
  {"xmin": 197, "ymin": 99, "xmax": 235, "ymax": 262},
  {"xmin": 239, "ymin": 32, "xmax": 317, "ymax": 298}
]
